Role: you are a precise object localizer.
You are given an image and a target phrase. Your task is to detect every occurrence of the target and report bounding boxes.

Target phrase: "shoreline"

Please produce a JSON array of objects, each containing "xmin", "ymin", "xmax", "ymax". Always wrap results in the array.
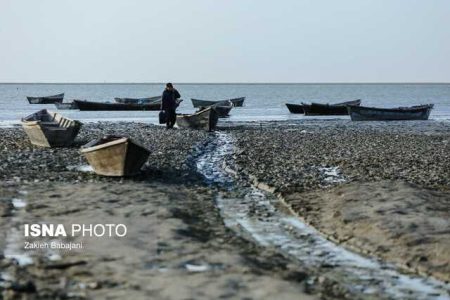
[{"xmin": 1, "ymin": 120, "xmax": 449, "ymax": 298}]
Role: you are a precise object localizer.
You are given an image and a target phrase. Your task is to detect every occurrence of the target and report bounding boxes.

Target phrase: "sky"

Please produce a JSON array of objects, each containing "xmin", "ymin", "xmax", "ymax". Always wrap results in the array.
[{"xmin": 0, "ymin": 0, "xmax": 449, "ymax": 83}]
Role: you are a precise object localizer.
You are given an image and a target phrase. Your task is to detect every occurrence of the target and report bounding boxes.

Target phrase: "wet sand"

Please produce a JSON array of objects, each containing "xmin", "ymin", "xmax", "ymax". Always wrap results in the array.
[{"xmin": 229, "ymin": 120, "xmax": 450, "ymax": 282}]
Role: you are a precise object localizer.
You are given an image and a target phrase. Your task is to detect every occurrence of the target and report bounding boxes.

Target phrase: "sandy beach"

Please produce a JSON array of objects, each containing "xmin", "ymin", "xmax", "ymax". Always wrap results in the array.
[{"xmin": 1, "ymin": 120, "xmax": 449, "ymax": 299}]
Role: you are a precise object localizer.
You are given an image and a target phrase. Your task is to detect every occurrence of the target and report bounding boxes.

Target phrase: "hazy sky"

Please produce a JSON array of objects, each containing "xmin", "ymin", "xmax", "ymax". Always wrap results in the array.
[{"xmin": 0, "ymin": 0, "xmax": 449, "ymax": 83}]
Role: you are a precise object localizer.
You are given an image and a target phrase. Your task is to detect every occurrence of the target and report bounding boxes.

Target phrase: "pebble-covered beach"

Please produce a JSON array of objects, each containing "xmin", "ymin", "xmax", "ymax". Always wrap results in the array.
[
  {"xmin": 228, "ymin": 120, "xmax": 450, "ymax": 282},
  {"xmin": 1, "ymin": 120, "xmax": 449, "ymax": 299}
]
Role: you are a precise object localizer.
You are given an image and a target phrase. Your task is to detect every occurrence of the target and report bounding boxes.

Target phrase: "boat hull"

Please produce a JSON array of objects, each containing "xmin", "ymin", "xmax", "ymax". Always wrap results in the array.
[
  {"xmin": 114, "ymin": 96, "xmax": 161, "ymax": 104},
  {"xmin": 285, "ymin": 103, "xmax": 304, "ymax": 114},
  {"xmin": 81, "ymin": 137, "xmax": 150, "ymax": 176},
  {"xmin": 55, "ymin": 102, "xmax": 78, "ymax": 110},
  {"xmin": 74, "ymin": 100, "xmax": 161, "ymax": 111},
  {"xmin": 21, "ymin": 109, "xmax": 81, "ymax": 147},
  {"xmin": 303, "ymin": 99, "xmax": 361, "ymax": 116},
  {"xmin": 191, "ymin": 97, "xmax": 245, "ymax": 108},
  {"xmin": 27, "ymin": 93, "xmax": 64, "ymax": 104},
  {"xmin": 348, "ymin": 105, "xmax": 434, "ymax": 121},
  {"xmin": 177, "ymin": 107, "xmax": 219, "ymax": 131}
]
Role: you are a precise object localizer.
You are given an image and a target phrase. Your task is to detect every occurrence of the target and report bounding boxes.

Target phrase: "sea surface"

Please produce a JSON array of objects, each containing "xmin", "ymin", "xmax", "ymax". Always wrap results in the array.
[{"xmin": 1, "ymin": 83, "xmax": 449, "ymax": 126}]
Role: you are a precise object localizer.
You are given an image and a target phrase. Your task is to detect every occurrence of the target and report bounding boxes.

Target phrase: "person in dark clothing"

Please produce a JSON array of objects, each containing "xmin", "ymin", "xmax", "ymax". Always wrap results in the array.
[{"xmin": 161, "ymin": 83, "xmax": 181, "ymax": 129}]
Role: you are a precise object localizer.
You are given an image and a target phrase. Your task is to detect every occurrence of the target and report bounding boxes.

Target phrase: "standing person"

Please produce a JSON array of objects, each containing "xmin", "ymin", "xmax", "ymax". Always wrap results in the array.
[{"xmin": 161, "ymin": 83, "xmax": 181, "ymax": 129}]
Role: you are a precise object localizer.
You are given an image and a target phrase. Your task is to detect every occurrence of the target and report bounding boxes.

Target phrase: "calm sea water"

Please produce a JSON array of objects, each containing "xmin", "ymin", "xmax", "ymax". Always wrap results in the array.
[{"xmin": 1, "ymin": 83, "xmax": 449, "ymax": 125}]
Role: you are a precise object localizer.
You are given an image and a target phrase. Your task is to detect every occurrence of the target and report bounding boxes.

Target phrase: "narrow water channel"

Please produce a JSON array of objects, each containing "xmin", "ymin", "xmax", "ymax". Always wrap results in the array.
[{"xmin": 195, "ymin": 132, "xmax": 450, "ymax": 300}]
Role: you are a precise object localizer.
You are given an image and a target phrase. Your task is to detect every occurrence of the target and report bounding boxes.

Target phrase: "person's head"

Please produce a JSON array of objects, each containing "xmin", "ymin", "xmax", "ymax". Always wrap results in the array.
[{"xmin": 166, "ymin": 83, "xmax": 173, "ymax": 90}]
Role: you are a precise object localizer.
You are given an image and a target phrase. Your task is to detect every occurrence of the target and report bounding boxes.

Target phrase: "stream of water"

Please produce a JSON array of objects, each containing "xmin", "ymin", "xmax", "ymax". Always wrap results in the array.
[{"xmin": 195, "ymin": 132, "xmax": 450, "ymax": 299}]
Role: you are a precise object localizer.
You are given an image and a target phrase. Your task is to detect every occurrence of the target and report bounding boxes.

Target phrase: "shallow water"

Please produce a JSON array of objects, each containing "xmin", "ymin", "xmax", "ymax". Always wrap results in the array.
[
  {"xmin": 1, "ymin": 83, "xmax": 449, "ymax": 126},
  {"xmin": 195, "ymin": 132, "xmax": 450, "ymax": 299}
]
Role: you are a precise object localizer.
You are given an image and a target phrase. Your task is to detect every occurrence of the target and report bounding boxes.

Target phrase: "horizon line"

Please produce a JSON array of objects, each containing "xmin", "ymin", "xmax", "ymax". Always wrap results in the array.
[{"xmin": 0, "ymin": 82, "xmax": 449, "ymax": 85}]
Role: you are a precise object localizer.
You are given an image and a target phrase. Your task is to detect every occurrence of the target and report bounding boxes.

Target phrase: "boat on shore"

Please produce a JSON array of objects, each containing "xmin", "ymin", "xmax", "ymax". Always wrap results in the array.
[
  {"xmin": 191, "ymin": 97, "xmax": 245, "ymax": 108},
  {"xmin": 27, "ymin": 93, "xmax": 64, "ymax": 104},
  {"xmin": 285, "ymin": 103, "xmax": 305, "ymax": 114},
  {"xmin": 198, "ymin": 100, "xmax": 233, "ymax": 118},
  {"xmin": 348, "ymin": 104, "xmax": 434, "ymax": 121},
  {"xmin": 81, "ymin": 136, "xmax": 150, "ymax": 176},
  {"xmin": 21, "ymin": 109, "xmax": 82, "ymax": 147},
  {"xmin": 177, "ymin": 107, "xmax": 219, "ymax": 131},
  {"xmin": 74, "ymin": 99, "xmax": 162, "ymax": 111},
  {"xmin": 302, "ymin": 99, "xmax": 362, "ymax": 116},
  {"xmin": 55, "ymin": 101, "xmax": 78, "ymax": 110},
  {"xmin": 114, "ymin": 96, "xmax": 161, "ymax": 104}
]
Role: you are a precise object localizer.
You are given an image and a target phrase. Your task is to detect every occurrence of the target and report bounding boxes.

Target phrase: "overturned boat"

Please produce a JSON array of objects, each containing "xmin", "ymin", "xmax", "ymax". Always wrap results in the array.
[
  {"xmin": 81, "ymin": 136, "xmax": 150, "ymax": 176},
  {"xmin": 114, "ymin": 96, "xmax": 161, "ymax": 104},
  {"xmin": 177, "ymin": 107, "xmax": 219, "ymax": 131},
  {"xmin": 191, "ymin": 97, "xmax": 245, "ymax": 108},
  {"xmin": 302, "ymin": 99, "xmax": 362, "ymax": 116},
  {"xmin": 285, "ymin": 103, "xmax": 305, "ymax": 114},
  {"xmin": 21, "ymin": 109, "xmax": 82, "ymax": 147},
  {"xmin": 348, "ymin": 104, "xmax": 434, "ymax": 121},
  {"xmin": 27, "ymin": 93, "xmax": 64, "ymax": 104}
]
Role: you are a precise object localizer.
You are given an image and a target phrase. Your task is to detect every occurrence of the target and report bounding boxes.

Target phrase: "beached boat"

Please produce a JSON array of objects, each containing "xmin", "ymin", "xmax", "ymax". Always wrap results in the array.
[
  {"xmin": 348, "ymin": 104, "xmax": 434, "ymax": 121},
  {"xmin": 176, "ymin": 107, "xmax": 219, "ymax": 131},
  {"xmin": 74, "ymin": 99, "xmax": 161, "ymax": 111},
  {"xmin": 302, "ymin": 99, "xmax": 362, "ymax": 116},
  {"xmin": 114, "ymin": 96, "xmax": 161, "ymax": 104},
  {"xmin": 27, "ymin": 93, "xmax": 64, "ymax": 104},
  {"xmin": 191, "ymin": 97, "xmax": 245, "ymax": 108},
  {"xmin": 21, "ymin": 109, "xmax": 82, "ymax": 147},
  {"xmin": 55, "ymin": 101, "xmax": 78, "ymax": 110},
  {"xmin": 285, "ymin": 103, "xmax": 305, "ymax": 114},
  {"xmin": 81, "ymin": 136, "xmax": 150, "ymax": 176},
  {"xmin": 198, "ymin": 100, "xmax": 233, "ymax": 118}
]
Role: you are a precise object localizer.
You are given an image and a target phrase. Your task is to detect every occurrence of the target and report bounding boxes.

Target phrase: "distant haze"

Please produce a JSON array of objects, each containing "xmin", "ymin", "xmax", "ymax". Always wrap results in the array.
[{"xmin": 0, "ymin": 0, "xmax": 449, "ymax": 83}]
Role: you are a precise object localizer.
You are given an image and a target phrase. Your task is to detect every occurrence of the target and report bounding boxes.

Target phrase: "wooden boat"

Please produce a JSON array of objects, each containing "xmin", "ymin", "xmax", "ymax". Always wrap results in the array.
[
  {"xmin": 81, "ymin": 136, "xmax": 150, "ymax": 176},
  {"xmin": 176, "ymin": 107, "xmax": 219, "ymax": 131},
  {"xmin": 348, "ymin": 104, "xmax": 434, "ymax": 121},
  {"xmin": 198, "ymin": 100, "xmax": 233, "ymax": 118},
  {"xmin": 54, "ymin": 101, "xmax": 78, "ymax": 110},
  {"xmin": 302, "ymin": 99, "xmax": 362, "ymax": 116},
  {"xmin": 21, "ymin": 109, "xmax": 82, "ymax": 147},
  {"xmin": 285, "ymin": 103, "xmax": 304, "ymax": 114},
  {"xmin": 27, "ymin": 93, "xmax": 64, "ymax": 104},
  {"xmin": 114, "ymin": 96, "xmax": 161, "ymax": 104},
  {"xmin": 74, "ymin": 99, "xmax": 161, "ymax": 111},
  {"xmin": 191, "ymin": 97, "xmax": 245, "ymax": 108}
]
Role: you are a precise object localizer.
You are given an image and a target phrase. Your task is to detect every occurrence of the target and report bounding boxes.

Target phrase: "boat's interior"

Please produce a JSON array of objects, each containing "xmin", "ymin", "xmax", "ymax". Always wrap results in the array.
[{"xmin": 22, "ymin": 109, "xmax": 78, "ymax": 128}]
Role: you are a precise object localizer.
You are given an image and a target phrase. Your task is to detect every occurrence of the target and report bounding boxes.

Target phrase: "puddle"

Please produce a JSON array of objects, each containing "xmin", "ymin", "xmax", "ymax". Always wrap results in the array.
[
  {"xmin": 66, "ymin": 165, "xmax": 94, "ymax": 172},
  {"xmin": 195, "ymin": 132, "xmax": 450, "ymax": 299},
  {"xmin": 318, "ymin": 166, "xmax": 346, "ymax": 183}
]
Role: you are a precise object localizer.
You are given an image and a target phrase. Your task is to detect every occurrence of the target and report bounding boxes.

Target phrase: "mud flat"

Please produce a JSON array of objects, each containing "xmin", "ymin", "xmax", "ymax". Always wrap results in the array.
[
  {"xmin": 229, "ymin": 119, "xmax": 450, "ymax": 282},
  {"xmin": 0, "ymin": 123, "xmax": 318, "ymax": 299}
]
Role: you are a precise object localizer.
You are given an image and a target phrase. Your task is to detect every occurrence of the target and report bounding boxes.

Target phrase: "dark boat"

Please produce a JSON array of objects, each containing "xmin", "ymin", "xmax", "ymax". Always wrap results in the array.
[
  {"xmin": 81, "ymin": 136, "xmax": 150, "ymax": 176},
  {"xmin": 302, "ymin": 99, "xmax": 362, "ymax": 116},
  {"xmin": 176, "ymin": 107, "xmax": 219, "ymax": 131},
  {"xmin": 348, "ymin": 104, "xmax": 434, "ymax": 121},
  {"xmin": 21, "ymin": 109, "xmax": 82, "ymax": 147},
  {"xmin": 27, "ymin": 93, "xmax": 64, "ymax": 104},
  {"xmin": 74, "ymin": 99, "xmax": 162, "ymax": 111},
  {"xmin": 114, "ymin": 96, "xmax": 161, "ymax": 104},
  {"xmin": 197, "ymin": 100, "xmax": 233, "ymax": 118},
  {"xmin": 54, "ymin": 101, "xmax": 78, "ymax": 110},
  {"xmin": 191, "ymin": 97, "xmax": 245, "ymax": 108},
  {"xmin": 286, "ymin": 103, "xmax": 304, "ymax": 114}
]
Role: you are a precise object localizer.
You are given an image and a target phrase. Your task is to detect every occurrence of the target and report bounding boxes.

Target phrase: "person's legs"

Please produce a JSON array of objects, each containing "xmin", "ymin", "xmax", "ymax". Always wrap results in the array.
[
  {"xmin": 170, "ymin": 110, "xmax": 177, "ymax": 128},
  {"xmin": 167, "ymin": 109, "xmax": 176, "ymax": 129}
]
